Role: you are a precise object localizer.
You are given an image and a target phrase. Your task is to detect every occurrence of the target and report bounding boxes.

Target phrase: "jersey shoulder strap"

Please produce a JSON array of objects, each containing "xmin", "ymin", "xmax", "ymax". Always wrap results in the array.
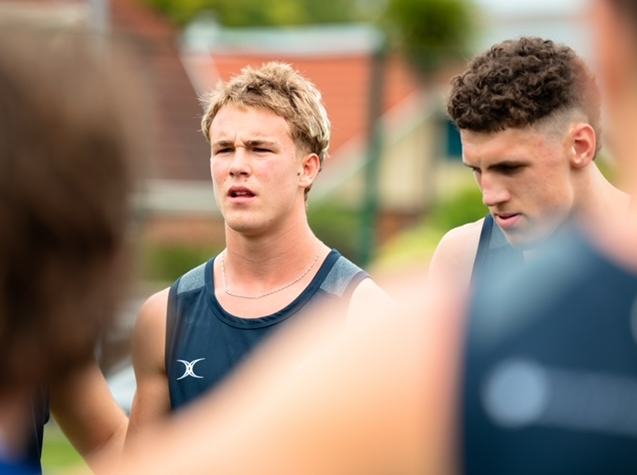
[
  {"xmin": 319, "ymin": 252, "xmax": 369, "ymax": 300},
  {"xmin": 471, "ymin": 213, "xmax": 495, "ymax": 283},
  {"xmin": 471, "ymin": 213, "xmax": 524, "ymax": 287},
  {"xmin": 165, "ymin": 261, "xmax": 208, "ymax": 370}
]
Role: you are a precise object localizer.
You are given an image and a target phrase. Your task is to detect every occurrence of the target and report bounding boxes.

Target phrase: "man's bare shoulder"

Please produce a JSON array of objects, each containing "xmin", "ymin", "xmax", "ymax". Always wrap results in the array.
[
  {"xmin": 428, "ymin": 217, "xmax": 486, "ymax": 295},
  {"xmin": 138, "ymin": 288, "xmax": 170, "ymax": 322},
  {"xmin": 132, "ymin": 288, "xmax": 170, "ymax": 347},
  {"xmin": 437, "ymin": 218, "xmax": 485, "ymax": 249}
]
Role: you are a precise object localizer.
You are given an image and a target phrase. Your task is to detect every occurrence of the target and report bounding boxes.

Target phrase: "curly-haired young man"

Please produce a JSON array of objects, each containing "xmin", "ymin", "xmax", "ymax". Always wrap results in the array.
[
  {"xmin": 459, "ymin": 9, "xmax": 637, "ymax": 473},
  {"xmin": 127, "ymin": 62, "xmax": 386, "ymax": 434},
  {"xmin": 428, "ymin": 36, "xmax": 629, "ymax": 295}
]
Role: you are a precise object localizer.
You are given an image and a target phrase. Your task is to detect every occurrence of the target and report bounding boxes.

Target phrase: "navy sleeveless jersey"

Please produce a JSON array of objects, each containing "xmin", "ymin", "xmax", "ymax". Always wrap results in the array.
[
  {"xmin": 462, "ymin": 228, "xmax": 637, "ymax": 474},
  {"xmin": 166, "ymin": 249, "xmax": 368, "ymax": 411},
  {"xmin": 21, "ymin": 388, "xmax": 48, "ymax": 473},
  {"xmin": 0, "ymin": 459, "xmax": 40, "ymax": 475},
  {"xmin": 470, "ymin": 213, "xmax": 524, "ymax": 287}
]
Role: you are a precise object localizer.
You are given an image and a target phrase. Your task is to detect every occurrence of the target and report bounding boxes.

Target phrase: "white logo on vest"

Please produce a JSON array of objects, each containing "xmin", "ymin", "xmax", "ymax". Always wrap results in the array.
[{"xmin": 176, "ymin": 358, "xmax": 206, "ymax": 380}]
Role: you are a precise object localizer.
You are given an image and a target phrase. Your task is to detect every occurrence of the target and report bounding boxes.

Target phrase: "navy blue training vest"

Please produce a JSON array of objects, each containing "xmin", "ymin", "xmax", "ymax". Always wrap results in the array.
[
  {"xmin": 22, "ymin": 387, "xmax": 47, "ymax": 473},
  {"xmin": 462, "ymin": 229, "xmax": 637, "ymax": 474},
  {"xmin": 471, "ymin": 213, "xmax": 525, "ymax": 288},
  {"xmin": 165, "ymin": 249, "xmax": 368, "ymax": 411}
]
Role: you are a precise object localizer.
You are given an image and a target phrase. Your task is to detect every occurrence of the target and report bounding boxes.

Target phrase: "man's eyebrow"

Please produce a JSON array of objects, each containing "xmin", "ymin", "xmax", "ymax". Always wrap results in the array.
[
  {"xmin": 244, "ymin": 139, "xmax": 277, "ymax": 147},
  {"xmin": 212, "ymin": 139, "xmax": 278, "ymax": 148},
  {"xmin": 487, "ymin": 159, "xmax": 528, "ymax": 169},
  {"xmin": 212, "ymin": 139, "xmax": 234, "ymax": 149},
  {"xmin": 462, "ymin": 159, "xmax": 529, "ymax": 169}
]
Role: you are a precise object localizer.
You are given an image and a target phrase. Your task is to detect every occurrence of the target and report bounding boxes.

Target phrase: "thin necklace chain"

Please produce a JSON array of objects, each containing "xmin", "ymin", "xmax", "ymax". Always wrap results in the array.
[{"xmin": 221, "ymin": 249, "xmax": 323, "ymax": 299}]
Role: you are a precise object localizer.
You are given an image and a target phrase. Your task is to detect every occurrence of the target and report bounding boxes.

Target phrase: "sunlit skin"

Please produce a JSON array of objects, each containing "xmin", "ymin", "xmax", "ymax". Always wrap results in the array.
[
  {"xmin": 462, "ymin": 127, "xmax": 576, "ymax": 250},
  {"xmin": 209, "ymin": 106, "xmax": 315, "ymax": 240}
]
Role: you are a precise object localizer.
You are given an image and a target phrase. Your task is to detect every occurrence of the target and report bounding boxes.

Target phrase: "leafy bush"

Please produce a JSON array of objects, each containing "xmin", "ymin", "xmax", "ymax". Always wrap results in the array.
[
  {"xmin": 308, "ymin": 201, "xmax": 361, "ymax": 265},
  {"xmin": 427, "ymin": 185, "xmax": 486, "ymax": 230},
  {"xmin": 375, "ymin": 185, "xmax": 486, "ymax": 271},
  {"xmin": 140, "ymin": 242, "xmax": 221, "ymax": 285}
]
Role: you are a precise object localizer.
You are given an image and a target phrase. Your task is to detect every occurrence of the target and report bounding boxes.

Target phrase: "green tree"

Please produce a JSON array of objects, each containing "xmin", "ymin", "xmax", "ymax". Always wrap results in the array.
[
  {"xmin": 139, "ymin": 0, "xmax": 362, "ymax": 27},
  {"xmin": 381, "ymin": 0, "xmax": 477, "ymax": 77}
]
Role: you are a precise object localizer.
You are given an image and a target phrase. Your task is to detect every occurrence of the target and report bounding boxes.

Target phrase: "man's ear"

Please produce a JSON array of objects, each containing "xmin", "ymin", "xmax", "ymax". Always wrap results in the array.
[
  {"xmin": 570, "ymin": 123, "xmax": 596, "ymax": 169},
  {"xmin": 298, "ymin": 153, "xmax": 321, "ymax": 188}
]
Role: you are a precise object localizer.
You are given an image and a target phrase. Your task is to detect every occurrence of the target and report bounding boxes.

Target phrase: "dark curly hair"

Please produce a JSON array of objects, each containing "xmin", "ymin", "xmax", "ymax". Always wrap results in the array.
[{"xmin": 447, "ymin": 37, "xmax": 601, "ymax": 144}]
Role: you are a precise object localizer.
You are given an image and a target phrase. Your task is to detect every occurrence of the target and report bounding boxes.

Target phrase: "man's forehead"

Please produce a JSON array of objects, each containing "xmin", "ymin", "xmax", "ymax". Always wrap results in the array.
[
  {"xmin": 461, "ymin": 128, "xmax": 548, "ymax": 159},
  {"xmin": 209, "ymin": 105, "xmax": 292, "ymax": 138},
  {"xmin": 213, "ymin": 104, "xmax": 287, "ymax": 123}
]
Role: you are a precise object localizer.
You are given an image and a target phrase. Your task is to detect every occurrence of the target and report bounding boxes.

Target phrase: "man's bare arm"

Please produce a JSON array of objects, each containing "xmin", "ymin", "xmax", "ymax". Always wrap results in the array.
[{"xmin": 126, "ymin": 289, "xmax": 171, "ymax": 437}]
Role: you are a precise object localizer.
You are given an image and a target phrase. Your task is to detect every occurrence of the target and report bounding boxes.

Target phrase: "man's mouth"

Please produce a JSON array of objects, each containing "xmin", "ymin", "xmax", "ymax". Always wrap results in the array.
[
  {"xmin": 494, "ymin": 213, "xmax": 522, "ymax": 229},
  {"xmin": 229, "ymin": 187, "xmax": 255, "ymax": 198}
]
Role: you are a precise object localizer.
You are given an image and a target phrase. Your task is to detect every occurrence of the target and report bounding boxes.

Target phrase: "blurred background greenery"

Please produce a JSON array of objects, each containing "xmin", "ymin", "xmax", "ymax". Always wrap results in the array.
[{"xmin": 42, "ymin": 424, "xmax": 86, "ymax": 473}]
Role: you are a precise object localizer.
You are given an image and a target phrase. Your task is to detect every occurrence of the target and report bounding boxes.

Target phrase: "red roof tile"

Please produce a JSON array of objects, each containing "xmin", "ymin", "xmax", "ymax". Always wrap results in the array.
[
  {"xmin": 0, "ymin": 0, "xmax": 211, "ymax": 182},
  {"xmin": 109, "ymin": 0, "xmax": 211, "ymax": 181}
]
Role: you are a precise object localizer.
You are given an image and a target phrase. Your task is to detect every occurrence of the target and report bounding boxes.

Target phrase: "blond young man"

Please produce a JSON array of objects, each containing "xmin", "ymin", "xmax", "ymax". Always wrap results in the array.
[{"xmin": 127, "ymin": 62, "xmax": 385, "ymax": 431}]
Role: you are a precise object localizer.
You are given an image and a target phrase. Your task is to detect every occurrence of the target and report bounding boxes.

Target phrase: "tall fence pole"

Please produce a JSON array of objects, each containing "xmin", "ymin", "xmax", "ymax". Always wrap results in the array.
[{"xmin": 358, "ymin": 35, "xmax": 387, "ymax": 267}]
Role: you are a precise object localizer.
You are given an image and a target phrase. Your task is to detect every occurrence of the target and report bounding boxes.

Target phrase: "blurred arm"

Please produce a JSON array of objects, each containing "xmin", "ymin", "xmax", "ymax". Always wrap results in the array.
[
  {"xmin": 50, "ymin": 358, "xmax": 128, "ymax": 471},
  {"xmin": 345, "ymin": 277, "xmax": 393, "ymax": 323}
]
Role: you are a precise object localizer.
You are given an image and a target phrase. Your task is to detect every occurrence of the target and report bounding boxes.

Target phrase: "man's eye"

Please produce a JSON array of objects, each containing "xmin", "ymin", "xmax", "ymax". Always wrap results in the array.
[{"xmin": 497, "ymin": 165, "xmax": 521, "ymax": 174}]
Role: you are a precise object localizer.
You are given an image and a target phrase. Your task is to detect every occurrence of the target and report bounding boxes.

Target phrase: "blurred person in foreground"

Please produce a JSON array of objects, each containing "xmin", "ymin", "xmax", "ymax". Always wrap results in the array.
[
  {"xmin": 126, "ymin": 61, "xmax": 386, "ymax": 435},
  {"xmin": 428, "ymin": 36, "xmax": 629, "ymax": 296},
  {"xmin": 0, "ymin": 26, "xmax": 140, "ymax": 473},
  {"xmin": 97, "ymin": 1, "xmax": 637, "ymax": 474}
]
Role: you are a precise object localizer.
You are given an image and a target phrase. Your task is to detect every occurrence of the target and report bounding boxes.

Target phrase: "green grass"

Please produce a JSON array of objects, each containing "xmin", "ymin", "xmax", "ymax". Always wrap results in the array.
[{"xmin": 41, "ymin": 423, "xmax": 87, "ymax": 474}]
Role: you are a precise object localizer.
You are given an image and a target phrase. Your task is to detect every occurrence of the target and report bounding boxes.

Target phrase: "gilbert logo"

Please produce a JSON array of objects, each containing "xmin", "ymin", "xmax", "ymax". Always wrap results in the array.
[{"xmin": 176, "ymin": 358, "xmax": 205, "ymax": 380}]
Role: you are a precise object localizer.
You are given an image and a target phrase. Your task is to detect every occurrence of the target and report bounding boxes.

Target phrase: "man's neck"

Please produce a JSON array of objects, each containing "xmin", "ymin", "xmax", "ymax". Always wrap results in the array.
[
  {"xmin": 225, "ymin": 218, "xmax": 320, "ymax": 266},
  {"xmin": 216, "ymin": 226, "xmax": 328, "ymax": 317},
  {"xmin": 575, "ymin": 162, "xmax": 631, "ymax": 227}
]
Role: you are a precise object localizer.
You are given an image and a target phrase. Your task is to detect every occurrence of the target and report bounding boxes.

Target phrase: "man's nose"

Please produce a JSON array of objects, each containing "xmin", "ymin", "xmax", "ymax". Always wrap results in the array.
[
  {"xmin": 480, "ymin": 176, "xmax": 510, "ymax": 207},
  {"xmin": 229, "ymin": 148, "xmax": 250, "ymax": 176}
]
